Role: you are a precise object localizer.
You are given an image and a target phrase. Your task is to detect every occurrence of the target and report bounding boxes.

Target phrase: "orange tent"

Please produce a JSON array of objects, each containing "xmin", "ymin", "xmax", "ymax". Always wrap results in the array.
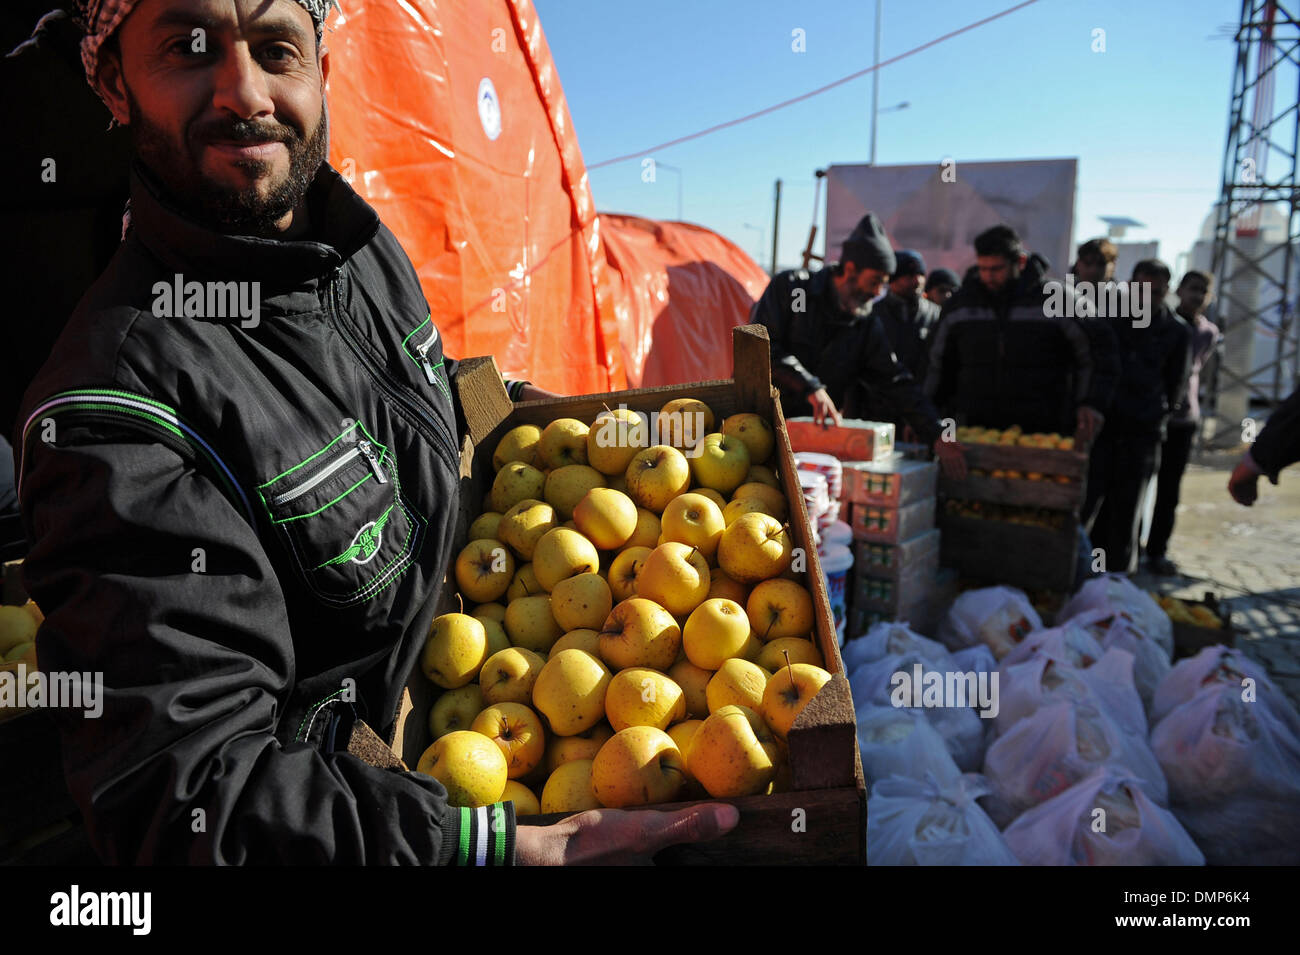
[{"xmin": 324, "ymin": 0, "xmax": 767, "ymax": 394}]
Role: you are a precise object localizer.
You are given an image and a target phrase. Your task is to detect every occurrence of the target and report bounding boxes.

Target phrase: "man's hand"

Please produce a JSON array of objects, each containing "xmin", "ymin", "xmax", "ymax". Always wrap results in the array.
[
  {"xmin": 1228, "ymin": 452, "xmax": 1267, "ymax": 506},
  {"xmin": 1075, "ymin": 405, "xmax": 1104, "ymax": 445},
  {"xmin": 809, "ymin": 388, "xmax": 842, "ymax": 428},
  {"xmin": 517, "ymin": 382, "xmax": 560, "ymax": 402},
  {"xmin": 933, "ymin": 438, "xmax": 967, "ymax": 480},
  {"xmin": 515, "ymin": 804, "xmax": 740, "ymax": 865}
]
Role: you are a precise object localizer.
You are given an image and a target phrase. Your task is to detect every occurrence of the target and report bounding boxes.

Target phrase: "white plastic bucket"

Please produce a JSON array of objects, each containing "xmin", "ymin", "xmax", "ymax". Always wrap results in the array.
[{"xmin": 819, "ymin": 544, "xmax": 854, "ymax": 647}]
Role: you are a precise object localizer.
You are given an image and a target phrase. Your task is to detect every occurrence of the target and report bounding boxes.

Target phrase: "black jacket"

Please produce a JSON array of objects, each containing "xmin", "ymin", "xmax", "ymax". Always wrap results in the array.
[
  {"xmin": 923, "ymin": 254, "xmax": 1119, "ymax": 434},
  {"xmin": 748, "ymin": 265, "xmax": 943, "ymax": 443},
  {"xmin": 14, "ymin": 161, "xmax": 514, "ymax": 865},
  {"xmin": 873, "ymin": 290, "xmax": 940, "ymax": 379},
  {"xmin": 1249, "ymin": 384, "xmax": 1300, "ymax": 479},
  {"xmin": 1105, "ymin": 301, "xmax": 1192, "ymax": 436}
]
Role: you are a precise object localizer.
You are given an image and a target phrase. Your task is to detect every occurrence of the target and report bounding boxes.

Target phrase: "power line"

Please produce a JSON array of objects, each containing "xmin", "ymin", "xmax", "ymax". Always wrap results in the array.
[{"xmin": 586, "ymin": 0, "xmax": 1043, "ymax": 170}]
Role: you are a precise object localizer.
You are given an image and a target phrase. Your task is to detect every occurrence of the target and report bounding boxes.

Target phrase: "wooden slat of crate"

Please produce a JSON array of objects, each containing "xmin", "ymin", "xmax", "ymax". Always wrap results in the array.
[
  {"xmin": 400, "ymin": 325, "xmax": 865, "ymax": 864},
  {"xmin": 940, "ymin": 445, "xmax": 1088, "ymax": 514},
  {"xmin": 958, "ymin": 444, "xmax": 1088, "ymax": 478},
  {"xmin": 939, "ymin": 514, "xmax": 1079, "ymax": 593}
]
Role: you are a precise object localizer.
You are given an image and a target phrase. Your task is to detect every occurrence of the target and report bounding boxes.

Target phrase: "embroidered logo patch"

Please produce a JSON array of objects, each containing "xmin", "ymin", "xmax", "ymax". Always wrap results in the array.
[{"xmin": 323, "ymin": 507, "xmax": 394, "ymax": 567}]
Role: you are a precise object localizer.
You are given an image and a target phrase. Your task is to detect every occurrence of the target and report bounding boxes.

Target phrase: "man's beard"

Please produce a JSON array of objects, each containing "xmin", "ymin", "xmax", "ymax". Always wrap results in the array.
[{"xmin": 126, "ymin": 88, "xmax": 329, "ymax": 235}]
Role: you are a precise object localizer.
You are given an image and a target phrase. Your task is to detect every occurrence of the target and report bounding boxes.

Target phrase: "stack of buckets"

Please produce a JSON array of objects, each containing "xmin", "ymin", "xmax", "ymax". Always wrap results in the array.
[{"xmin": 795, "ymin": 453, "xmax": 854, "ymax": 646}]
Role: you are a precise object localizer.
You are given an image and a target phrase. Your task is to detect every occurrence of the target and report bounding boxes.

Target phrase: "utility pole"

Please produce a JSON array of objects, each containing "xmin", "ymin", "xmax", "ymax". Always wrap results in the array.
[
  {"xmin": 771, "ymin": 179, "xmax": 782, "ymax": 276},
  {"xmin": 870, "ymin": 0, "xmax": 882, "ymax": 165}
]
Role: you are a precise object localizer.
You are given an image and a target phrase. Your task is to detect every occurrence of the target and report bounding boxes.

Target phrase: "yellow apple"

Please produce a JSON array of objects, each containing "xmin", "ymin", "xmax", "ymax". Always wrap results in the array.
[
  {"xmin": 473, "ymin": 602, "xmax": 507, "ymax": 625},
  {"xmin": 454, "ymin": 538, "xmax": 516, "ymax": 604},
  {"xmin": 416, "ymin": 731, "xmax": 508, "ymax": 807},
  {"xmin": 658, "ymin": 398, "xmax": 715, "ymax": 450},
  {"xmin": 532, "ymin": 648, "xmax": 612, "ymax": 736},
  {"xmin": 572, "ymin": 487, "xmax": 638, "ymax": 550},
  {"xmin": 722, "ymin": 413, "xmax": 775, "ymax": 465},
  {"xmin": 660, "ymin": 492, "xmax": 726, "ymax": 561},
  {"xmin": 587, "ymin": 407, "xmax": 650, "ymax": 477},
  {"xmin": 540, "ymin": 758, "xmax": 602, "ymax": 814},
  {"xmin": 717, "ymin": 513, "xmax": 794, "ymax": 584},
  {"xmin": 731, "ymin": 482, "xmax": 788, "ymax": 520},
  {"xmin": 722, "ymin": 496, "xmax": 777, "ymax": 526},
  {"xmin": 746, "ymin": 579, "xmax": 814, "ymax": 641},
  {"xmin": 538, "ymin": 418, "xmax": 590, "ymax": 469},
  {"xmin": 756, "ymin": 637, "xmax": 824, "ymax": 672},
  {"xmin": 606, "ymin": 472, "xmax": 631, "ymax": 495},
  {"xmin": 467, "ymin": 511, "xmax": 504, "ymax": 542},
  {"xmin": 683, "ymin": 598, "xmax": 760, "ymax": 669},
  {"xmin": 625, "ymin": 507, "xmax": 661, "ymax": 549},
  {"xmin": 504, "ymin": 594, "xmax": 564, "ymax": 654},
  {"xmin": 761, "ymin": 663, "xmax": 832, "ymax": 740},
  {"xmin": 544, "ymin": 464, "xmax": 605, "ymax": 520},
  {"xmin": 706, "ymin": 658, "xmax": 771, "ymax": 713},
  {"xmin": 502, "ymin": 779, "xmax": 540, "ymax": 817},
  {"xmin": 668, "ymin": 659, "xmax": 713, "ymax": 719},
  {"xmin": 471, "ymin": 702, "xmax": 547, "ymax": 779},
  {"xmin": 599, "ymin": 597, "xmax": 682, "ymax": 672},
  {"xmin": 706, "ymin": 568, "xmax": 750, "ymax": 605},
  {"xmin": 607, "ymin": 546, "xmax": 653, "ymax": 603},
  {"xmin": 497, "ymin": 498, "xmax": 559, "ymax": 561},
  {"xmin": 0, "ymin": 605, "xmax": 38, "ymax": 655},
  {"xmin": 635, "ymin": 542, "xmax": 711, "ymax": 618},
  {"xmin": 590, "ymin": 726, "xmax": 686, "ymax": 808},
  {"xmin": 506, "ymin": 563, "xmax": 541, "ymax": 601},
  {"xmin": 532, "ymin": 527, "xmax": 601, "ymax": 592},
  {"xmin": 690, "ymin": 432, "xmax": 751, "ymax": 494},
  {"xmin": 493, "ymin": 424, "xmax": 543, "ymax": 471},
  {"xmin": 549, "ymin": 628, "xmax": 602, "ymax": 658},
  {"xmin": 744, "ymin": 464, "xmax": 780, "ymax": 489},
  {"xmin": 428, "ymin": 684, "xmax": 484, "ymax": 739},
  {"xmin": 550, "ymin": 572, "xmax": 614, "ymax": 632},
  {"xmin": 692, "ymin": 487, "xmax": 728, "ymax": 511},
  {"xmin": 421, "ymin": 613, "xmax": 489, "ymax": 689},
  {"xmin": 479, "ymin": 647, "xmax": 547, "ymax": 706},
  {"xmin": 667, "ymin": 718, "xmax": 708, "ymax": 798},
  {"xmin": 544, "ymin": 721, "xmax": 615, "ymax": 774},
  {"xmin": 489, "ymin": 461, "xmax": 547, "ymax": 513},
  {"xmin": 604, "ymin": 667, "xmax": 686, "ymax": 732},
  {"xmin": 688, "ymin": 704, "xmax": 779, "ymax": 798},
  {"xmin": 625, "ymin": 445, "xmax": 691, "ymax": 513},
  {"xmin": 477, "ymin": 615, "xmax": 512, "ymax": 658}
]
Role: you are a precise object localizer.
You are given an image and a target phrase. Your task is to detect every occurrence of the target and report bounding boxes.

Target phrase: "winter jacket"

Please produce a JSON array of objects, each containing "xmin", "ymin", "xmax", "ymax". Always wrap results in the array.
[
  {"xmin": 923, "ymin": 254, "xmax": 1119, "ymax": 434},
  {"xmin": 1106, "ymin": 301, "xmax": 1191, "ymax": 437},
  {"xmin": 1249, "ymin": 384, "xmax": 1300, "ymax": 479},
  {"xmin": 748, "ymin": 265, "xmax": 943, "ymax": 443},
  {"xmin": 13, "ymin": 160, "xmax": 516, "ymax": 865}
]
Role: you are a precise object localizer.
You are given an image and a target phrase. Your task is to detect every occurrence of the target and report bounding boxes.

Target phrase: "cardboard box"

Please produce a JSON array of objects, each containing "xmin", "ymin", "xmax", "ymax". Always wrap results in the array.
[
  {"xmin": 850, "ymin": 497, "xmax": 936, "ymax": 544},
  {"xmin": 855, "ymin": 528, "xmax": 941, "ymax": 578},
  {"xmin": 786, "ymin": 418, "xmax": 894, "ymax": 462},
  {"xmin": 843, "ymin": 458, "xmax": 938, "ymax": 507}
]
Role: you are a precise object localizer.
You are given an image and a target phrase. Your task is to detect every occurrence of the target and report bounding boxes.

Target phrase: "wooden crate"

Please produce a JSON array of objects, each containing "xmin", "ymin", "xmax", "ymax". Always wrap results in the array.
[
  {"xmin": 938, "ymin": 515, "xmax": 1079, "ymax": 593},
  {"xmin": 939, "ymin": 444, "xmax": 1089, "ymax": 514},
  {"xmin": 395, "ymin": 325, "xmax": 865, "ymax": 864},
  {"xmin": 1165, "ymin": 593, "xmax": 1239, "ymax": 660}
]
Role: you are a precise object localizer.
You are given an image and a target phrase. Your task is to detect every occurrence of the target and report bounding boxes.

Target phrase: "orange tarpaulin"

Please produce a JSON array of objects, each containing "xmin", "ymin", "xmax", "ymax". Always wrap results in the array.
[{"xmin": 324, "ymin": 0, "xmax": 766, "ymax": 395}]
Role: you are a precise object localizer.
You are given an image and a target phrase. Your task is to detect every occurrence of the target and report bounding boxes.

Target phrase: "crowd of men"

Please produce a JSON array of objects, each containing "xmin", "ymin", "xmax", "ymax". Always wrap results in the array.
[{"xmin": 751, "ymin": 215, "xmax": 1237, "ymax": 578}]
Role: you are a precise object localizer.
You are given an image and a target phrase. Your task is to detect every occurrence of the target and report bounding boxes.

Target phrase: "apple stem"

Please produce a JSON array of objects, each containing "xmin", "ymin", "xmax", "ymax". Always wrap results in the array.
[
  {"xmin": 456, "ymin": 593, "xmax": 464, "ymax": 615},
  {"xmin": 688, "ymin": 546, "xmax": 699, "ymax": 564},
  {"xmin": 783, "ymin": 650, "xmax": 795, "ymax": 690},
  {"xmin": 603, "ymin": 402, "xmax": 613, "ymax": 415}
]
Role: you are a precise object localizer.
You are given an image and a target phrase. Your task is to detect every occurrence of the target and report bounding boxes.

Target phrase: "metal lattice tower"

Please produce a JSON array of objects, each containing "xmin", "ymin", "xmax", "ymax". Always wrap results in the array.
[{"xmin": 1206, "ymin": 0, "xmax": 1300, "ymax": 447}]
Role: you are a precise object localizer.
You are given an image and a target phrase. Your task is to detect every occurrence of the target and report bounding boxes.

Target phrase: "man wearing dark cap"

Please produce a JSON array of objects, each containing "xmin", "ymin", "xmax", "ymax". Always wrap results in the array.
[
  {"xmin": 860, "ymin": 249, "xmax": 942, "ymax": 433},
  {"xmin": 924, "ymin": 268, "xmax": 961, "ymax": 308},
  {"xmin": 748, "ymin": 214, "xmax": 966, "ymax": 477},
  {"xmin": 13, "ymin": 0, "xmax": 734, "ymax": 865}
]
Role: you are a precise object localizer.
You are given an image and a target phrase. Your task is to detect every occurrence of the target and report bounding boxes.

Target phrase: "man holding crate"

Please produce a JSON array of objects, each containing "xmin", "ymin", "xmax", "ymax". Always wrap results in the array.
[{"xmin": 12, "ymin": 0, "xmax": 734, "ymax": 865}]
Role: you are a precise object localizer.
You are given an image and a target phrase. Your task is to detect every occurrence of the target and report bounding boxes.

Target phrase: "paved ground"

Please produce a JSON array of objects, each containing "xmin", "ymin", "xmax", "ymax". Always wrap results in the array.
[{"xmin": 1130, "ymin": 453, "xmax": 1300, "ymax": 710}]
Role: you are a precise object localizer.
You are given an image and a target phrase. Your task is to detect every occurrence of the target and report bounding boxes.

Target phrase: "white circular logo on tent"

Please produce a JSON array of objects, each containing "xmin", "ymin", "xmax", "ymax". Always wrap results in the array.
[{"xmin": 477, "ymin": 78, "xmax": 502, "ymax": 141}]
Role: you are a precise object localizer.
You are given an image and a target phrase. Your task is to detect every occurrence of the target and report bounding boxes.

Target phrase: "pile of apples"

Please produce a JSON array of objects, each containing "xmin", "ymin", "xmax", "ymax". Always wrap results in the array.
[
  {"xmin": 0, "ymin": 600, "xmax": 43, "ymax": 720},
  {"xmin": 1152, "ymin": 594, "xmax": 1224, "ymax": 630},
  {"xmin": 942, "ymin": 499, "xmax": 1069, "ymax": 530},
  {"xmin": 416, "ymin": 398, "xmax": 834, "ymax": 814}
]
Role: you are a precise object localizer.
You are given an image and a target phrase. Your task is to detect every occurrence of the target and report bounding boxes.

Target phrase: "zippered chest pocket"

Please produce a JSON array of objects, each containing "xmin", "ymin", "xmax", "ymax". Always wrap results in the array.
[
  {"xmin": 257, "ymin": 422, "xmax": 426, "ymax": 608},
  {"xmin": 402, "ymin": 314, "xmax": 452, "ymax": 402}
]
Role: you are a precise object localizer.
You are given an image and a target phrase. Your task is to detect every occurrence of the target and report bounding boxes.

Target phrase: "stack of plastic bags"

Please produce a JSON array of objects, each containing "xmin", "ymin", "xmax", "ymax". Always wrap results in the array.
[{"xmin": 1148, "ymin": 647, "xmax": 1300, "ymax": 865}]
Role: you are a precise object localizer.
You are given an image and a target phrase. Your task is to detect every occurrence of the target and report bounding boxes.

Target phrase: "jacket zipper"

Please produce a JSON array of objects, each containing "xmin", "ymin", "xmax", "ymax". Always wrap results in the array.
[
  {"xmin": 327, "ymin": 268, "xmax": 459, "ymax": 472},
  {"xmin": 270, "ymin": 439, "xmax": 387, "ymax": 508},
  {"xmin": 415, "ymin": 328, "xmax": 440, "ymax": 386}
]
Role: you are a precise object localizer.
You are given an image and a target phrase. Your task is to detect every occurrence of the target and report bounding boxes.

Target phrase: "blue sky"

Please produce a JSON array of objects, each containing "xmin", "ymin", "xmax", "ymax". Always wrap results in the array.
[{"xmin": 533, "ymin": 0, "xmax": 1240, "ymax": 273}]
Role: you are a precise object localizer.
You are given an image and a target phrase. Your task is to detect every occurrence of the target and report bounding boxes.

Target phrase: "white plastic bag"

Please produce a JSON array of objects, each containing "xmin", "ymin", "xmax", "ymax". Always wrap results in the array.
[
  {"xmin": 995, "ymin": 648, "xmax": 1147, "ymax": 740},
  {"xmin": 1000, "ymin": 613, "xmax": 1106, "ymax": 670},
  {"xmin": 856, "ymin": 705, "xmax": 962, "ymax": 786},
  {"xmin": 938, "ymin": 586, "xmax": 1042, "ymax": 660},
  {"xmin": 980, "ymin": 702, "xmax": 1167, "ymax": 828},
  {"xmin": 867, "ymin": 773, "xmax": 1019, "ymax": 865},
  {"xmin": 1001, "ymin": 768, "xmax": 1204, "ymax": 866},
  {"xmin": 950, "ymin": 643, "xmax": 998, "ymax": 678},
  {"xmin": 1150, "ymin": 646, "xmax": 1300, "ymax": 734},
  {"xmin": 1060, "ymin": 574, "xmax": 1173, "ymax": 658},
  {"xmin": 849, "ymin": 650, "xmax": 990, "ymax": 771},
  {"xmin": 844, "ymin": 620, "xmax": 949, "ymax": 676},
  {"xmin": 1150, "ymin": 684, "xmax": 1300, "ymax": 864}
]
